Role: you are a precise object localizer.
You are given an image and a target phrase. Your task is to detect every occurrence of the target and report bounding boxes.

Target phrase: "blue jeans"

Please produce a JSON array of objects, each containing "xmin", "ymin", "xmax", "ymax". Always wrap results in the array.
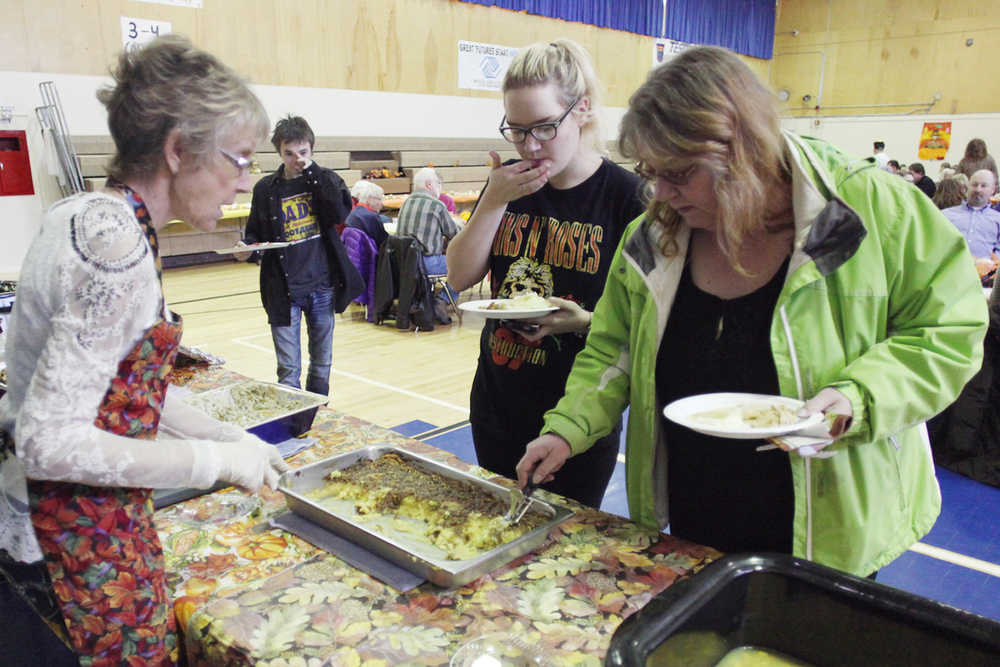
[
  {"xmin": 270, "ymin": 286, "xmax": 334, "ymax": 397},
  {"xmin": 423, "ymin": 254, "xmax": 460, "ymax": 302}
]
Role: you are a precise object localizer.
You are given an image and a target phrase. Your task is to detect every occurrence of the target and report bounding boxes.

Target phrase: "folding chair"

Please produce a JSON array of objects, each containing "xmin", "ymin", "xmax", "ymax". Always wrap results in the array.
[{"xmin": 427, "ymin": 273, "xmax": 461, "ymax": 324}]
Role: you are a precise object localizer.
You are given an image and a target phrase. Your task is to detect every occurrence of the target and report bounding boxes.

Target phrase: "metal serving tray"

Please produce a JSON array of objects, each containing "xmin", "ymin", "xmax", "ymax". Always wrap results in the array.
[
  {"xmin": 278, "ymin": 445, "xmax": 574, "ymax": 587},
  {"xmin": 184, "ymin": 380, "xmax": 327, "ymax": 440}
]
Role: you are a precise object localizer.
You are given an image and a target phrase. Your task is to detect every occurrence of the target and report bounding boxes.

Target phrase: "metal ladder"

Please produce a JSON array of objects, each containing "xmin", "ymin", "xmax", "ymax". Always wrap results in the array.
[{"xmin": 35, "ymin": 81, "xmax": 85, "ymax": 197}]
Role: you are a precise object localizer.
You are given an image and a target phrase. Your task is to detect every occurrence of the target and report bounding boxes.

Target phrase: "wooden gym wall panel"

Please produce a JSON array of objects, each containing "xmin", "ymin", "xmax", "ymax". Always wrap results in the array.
[
  {"xmin": 8, "ymin": 0, "xmax": 717, "ymax": 109},
  {"xmin": 773, "ymin": 0, "xmax": 1000, "ymax": 115}
]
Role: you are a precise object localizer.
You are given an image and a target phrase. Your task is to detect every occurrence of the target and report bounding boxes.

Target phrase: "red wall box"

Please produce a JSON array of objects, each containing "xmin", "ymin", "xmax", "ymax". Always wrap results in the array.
[{"xmin": 0, "ymin": 130, "xmax": 35, "ymax": 196}]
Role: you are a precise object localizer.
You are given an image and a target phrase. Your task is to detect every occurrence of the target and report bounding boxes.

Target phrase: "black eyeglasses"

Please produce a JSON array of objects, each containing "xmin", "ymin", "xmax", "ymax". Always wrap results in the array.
[
  {"xmin": 634, "ymin": 160, "xmax": 698, "ymax": 186},
  {"xmin": 218, "ymin": 147, "xmax": 252, "ymax": 174},
  {"xmin": 499, "ymin": 98, "xmax": 580, "ymax": 144}
]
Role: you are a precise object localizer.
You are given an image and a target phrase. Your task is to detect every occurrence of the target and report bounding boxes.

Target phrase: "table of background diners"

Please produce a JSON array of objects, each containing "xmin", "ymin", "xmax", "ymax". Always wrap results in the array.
[{"xmin": 160, "ymin": 365, "xmax": 720, "ymax": 666}]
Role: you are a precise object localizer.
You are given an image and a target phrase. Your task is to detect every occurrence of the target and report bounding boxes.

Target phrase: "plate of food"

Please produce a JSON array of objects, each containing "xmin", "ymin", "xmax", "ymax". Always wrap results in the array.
[
  {"xmin": 663, "ymin": 393, "xmax": 826, "ymax": 439},
  {"xmin": 214, "ymin": 241, "xmax": 291, "ymax": 254},
  {"xmin": 459, "ymin": 292, "xmax": 558, "ymax": 319}
]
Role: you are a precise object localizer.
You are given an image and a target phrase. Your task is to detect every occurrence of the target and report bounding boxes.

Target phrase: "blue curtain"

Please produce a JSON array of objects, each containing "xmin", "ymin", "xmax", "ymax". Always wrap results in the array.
[{"xmin": 459, "ymin": 0, "xmax": 774, "ymax": 60}]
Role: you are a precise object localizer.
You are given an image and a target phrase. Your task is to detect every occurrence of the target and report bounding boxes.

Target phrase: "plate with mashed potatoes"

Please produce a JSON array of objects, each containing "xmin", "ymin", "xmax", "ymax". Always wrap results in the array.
[
  {"xmin": 664, "ymin": 393, "xmax": 825, "ymax": 439},
  {"xmin": 460, "ymin": 293, "xmax": 558, "ymax": 319}
]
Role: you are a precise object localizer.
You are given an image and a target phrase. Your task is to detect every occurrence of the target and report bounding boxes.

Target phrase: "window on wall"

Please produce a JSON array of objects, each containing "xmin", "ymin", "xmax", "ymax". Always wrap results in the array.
[{"xmin": 458, "ymin": 0, "xmax": 775, "ymax": 59}]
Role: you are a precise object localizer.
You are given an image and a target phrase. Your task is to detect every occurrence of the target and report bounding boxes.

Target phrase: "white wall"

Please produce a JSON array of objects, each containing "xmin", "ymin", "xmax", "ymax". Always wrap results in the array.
[
  {"xmin": 1, "ymin": 69, "xmax": 997, "ymax": 275},
  {"xmin": 0, "ymin": 71, "xmax": 630, "ymax": 275},
  {"xmin": 781, "ymin": 113, "xmax": 1000, "ymax": 175}
]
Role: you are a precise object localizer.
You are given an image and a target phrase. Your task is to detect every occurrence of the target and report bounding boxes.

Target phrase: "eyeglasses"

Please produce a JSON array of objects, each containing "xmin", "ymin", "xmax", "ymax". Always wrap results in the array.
[
  {"xmin": 499, "ymin": 98, "xmax": 580, "ymax": 144},
  {"xmin": 218, "ymin": 147, "xmax": 252, "ymax": 174},
  {"xmin": 634, "ymin": 161, "xmax": 698, "ymax": 186}
]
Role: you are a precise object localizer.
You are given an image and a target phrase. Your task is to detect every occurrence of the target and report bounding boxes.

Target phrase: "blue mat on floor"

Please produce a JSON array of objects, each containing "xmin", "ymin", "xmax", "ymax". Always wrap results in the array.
[
  {"xmin": 880, "ymin": 466, "xmax": 1000, "ymax": 621},
  {"xmin": 389, "ymin": 420, "xmax": 436, "ymax": 437}
]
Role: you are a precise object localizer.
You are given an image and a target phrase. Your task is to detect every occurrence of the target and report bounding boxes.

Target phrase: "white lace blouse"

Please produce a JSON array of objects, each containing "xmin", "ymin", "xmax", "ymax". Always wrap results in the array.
[{"xmin": 0, "ymin": 193, "xmax": 231, "ymax": 562}]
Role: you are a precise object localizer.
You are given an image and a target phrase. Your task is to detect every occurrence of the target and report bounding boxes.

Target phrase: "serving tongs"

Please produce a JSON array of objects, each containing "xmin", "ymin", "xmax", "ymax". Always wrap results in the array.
[{"xmin": 504, "ymin": 472, "xmax": 539, "ymax": 525}]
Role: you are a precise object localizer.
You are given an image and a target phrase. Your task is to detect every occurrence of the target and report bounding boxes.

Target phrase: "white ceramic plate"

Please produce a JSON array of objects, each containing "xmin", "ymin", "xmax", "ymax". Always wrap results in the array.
[
  {"xmin": 663, "ymin": 393, "xmax": 825, "ymax": 440},
  {"xmin": 459, "ymin": 299, "xmax": 558, "ymax": 319},
  {"xmin": 214, "ymin": 241, "xmax": 291, "ymax": 254}
]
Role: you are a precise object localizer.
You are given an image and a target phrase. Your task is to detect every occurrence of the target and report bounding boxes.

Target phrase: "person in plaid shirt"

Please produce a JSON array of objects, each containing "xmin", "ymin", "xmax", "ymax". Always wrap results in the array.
[{"xmin": 396, "ymin": 167, "xmax": 460, "ymax": 314}]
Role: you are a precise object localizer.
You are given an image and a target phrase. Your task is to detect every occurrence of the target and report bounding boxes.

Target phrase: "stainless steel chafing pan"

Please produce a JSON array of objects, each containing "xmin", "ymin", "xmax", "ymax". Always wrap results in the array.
[{"xmin": 277, "ymin": 445, "xmax": 574, "ymax": 587}]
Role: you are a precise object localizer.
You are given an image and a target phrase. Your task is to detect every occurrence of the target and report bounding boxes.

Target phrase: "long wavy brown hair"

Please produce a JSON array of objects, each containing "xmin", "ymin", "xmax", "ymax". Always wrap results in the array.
[
  {"xmin": 964, "ymin": 138, "xmax": 989, "ymax": 161},
  {"xmin": 618, "ymin": 46, "xmax": 790, "ymax": 272}
]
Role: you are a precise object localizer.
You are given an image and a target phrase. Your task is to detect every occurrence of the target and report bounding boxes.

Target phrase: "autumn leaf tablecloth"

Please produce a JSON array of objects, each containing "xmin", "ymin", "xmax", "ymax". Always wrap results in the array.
[{"xmin": 158, "ymin": 366, "xmax": 719, "ymax": 666}]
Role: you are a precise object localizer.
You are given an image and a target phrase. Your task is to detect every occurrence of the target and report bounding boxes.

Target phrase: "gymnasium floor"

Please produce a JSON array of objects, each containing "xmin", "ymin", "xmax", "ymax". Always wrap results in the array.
[{"xmin": 164, "ymin": 260, "xmax": 1000, "ymax": 624}]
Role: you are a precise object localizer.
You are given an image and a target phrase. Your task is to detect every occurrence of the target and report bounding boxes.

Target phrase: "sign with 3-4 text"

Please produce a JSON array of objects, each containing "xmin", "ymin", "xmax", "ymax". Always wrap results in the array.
[
  {"xmin": 458, "ymin": 41, "xmax": 519, "ymax": 91},
  {"xmin": 121, "ymin": 17, "xmax": 172, "ymax": 51}
]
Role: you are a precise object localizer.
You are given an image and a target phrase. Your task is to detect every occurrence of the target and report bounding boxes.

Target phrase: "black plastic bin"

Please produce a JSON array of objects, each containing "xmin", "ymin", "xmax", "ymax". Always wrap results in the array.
[{"xmin": 606, "ymin": 553, "xmax": 1000, "ymax": 666}]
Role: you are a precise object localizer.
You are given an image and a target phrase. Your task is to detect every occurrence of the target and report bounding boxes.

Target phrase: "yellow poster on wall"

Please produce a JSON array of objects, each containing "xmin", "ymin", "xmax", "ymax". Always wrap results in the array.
[{"xmin": 918, "ymin": 122, "xmax": 951, "ymax": 160}]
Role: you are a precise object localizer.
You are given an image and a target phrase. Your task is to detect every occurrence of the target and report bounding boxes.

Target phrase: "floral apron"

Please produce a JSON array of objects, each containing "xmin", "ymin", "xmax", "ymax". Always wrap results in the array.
[{"xmin": 21, "ymin": 184, "xmax": 181, "ymax": 665}]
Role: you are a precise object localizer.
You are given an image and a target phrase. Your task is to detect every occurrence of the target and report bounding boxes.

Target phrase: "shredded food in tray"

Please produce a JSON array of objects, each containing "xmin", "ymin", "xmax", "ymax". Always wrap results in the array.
[
  {"xmin": 484, "ymin": 291, "xmax": 551, "ymax": 311},
  {"xmin": 186, "ymin": 382, "xmax": 308, "ymax": 427},
  {"xmin": 692, "ymin": 403, "xmax": 800, "ymax": 429},
  {"xmin": 308, "ymin": 453, "xmax": 546, "ymax": 560}
]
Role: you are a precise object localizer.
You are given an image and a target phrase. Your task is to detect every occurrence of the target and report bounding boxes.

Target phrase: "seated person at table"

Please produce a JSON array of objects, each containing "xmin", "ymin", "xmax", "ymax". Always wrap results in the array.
[
  {"xmin": 0, "ymin": 36, "xmax": 289, "ymax": 664},
  {"xmin": 345, "ymin": 180, "xmax": 388, "ymax": 249},
  {"xmin": 933, "ymin": 177, "xmax": 965, "ymax": 210},
  {"xmin": 941, "ymin": 168, "xmax": 1000, "ymax": 283},
  {"xmin": 439, "ymin": 190, "xmax": 458, "ymax": 214},
  {"xmin": 909, "ymin": 162, "xmax": 936, "ymax": 198},
  {"xmin": 236, "ymin": 115, "xmax": 363, "ymax": 432},
  {"xmin": 517, "ymin": 46, "xmax": 987, "ymax": 578},
  {"xmin": 396, "ymin": 166, "xmax": 460, "ymax": 307}
]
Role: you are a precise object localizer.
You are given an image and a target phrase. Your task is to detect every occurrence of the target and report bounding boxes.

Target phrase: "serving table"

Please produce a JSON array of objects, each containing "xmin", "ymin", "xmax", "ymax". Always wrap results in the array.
[{"xmin": 160, "ymin": 365, "xmax": 719, "ymax": 666}]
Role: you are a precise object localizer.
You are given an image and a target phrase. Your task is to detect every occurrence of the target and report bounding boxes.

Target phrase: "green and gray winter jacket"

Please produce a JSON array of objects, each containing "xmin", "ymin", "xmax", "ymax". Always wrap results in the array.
[{"xmin": 542, "ymin": 132, "xmax": 988, "ymax": 576}]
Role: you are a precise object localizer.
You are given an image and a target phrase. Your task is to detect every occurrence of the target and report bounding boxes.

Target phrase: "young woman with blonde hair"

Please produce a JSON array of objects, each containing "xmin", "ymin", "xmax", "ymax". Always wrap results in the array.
[
  {"xmin": 518, "ymin": 46, "xmax": 987, "ymax": 578},
  {"xmin": 447, "ymin": 39, "xmax": 644, "ymax": 507}
]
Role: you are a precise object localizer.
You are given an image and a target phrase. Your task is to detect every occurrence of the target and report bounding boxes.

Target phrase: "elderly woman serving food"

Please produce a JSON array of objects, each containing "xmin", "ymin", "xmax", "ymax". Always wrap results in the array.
[{"xmin": 0, "ymin": 35, "xmax": 288, "ymax": 664}]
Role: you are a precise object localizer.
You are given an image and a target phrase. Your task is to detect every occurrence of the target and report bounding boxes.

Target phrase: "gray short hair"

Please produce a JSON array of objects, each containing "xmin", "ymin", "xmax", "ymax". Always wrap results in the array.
[
  {"xmin": 411, "ymin": 167, "xmax": 440, "ymax": 192},
  {"xmin": 97, "ymin": 34, "xmax": 269, "ymax": 182},
  {"xmin": 351, "ymin": 179, "xmax": 384, "ymax": 202}
]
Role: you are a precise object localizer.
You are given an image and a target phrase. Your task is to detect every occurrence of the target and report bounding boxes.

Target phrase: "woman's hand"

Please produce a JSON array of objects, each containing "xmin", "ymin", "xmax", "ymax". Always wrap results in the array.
[
  {"xmin": 800, "ymin": 387, "xmax": 854, "ymax": 438},
  {"xmin": 516, "ymin": 297, "xmax": 591, "ymax": 342},
  {"xmin": 216, "ymin": 434, "xmax": 291, "ymax": 491},
  {"xmin": 516, "ymin": 433, "xmax": 572, "ymax": 489},
  {"xmin": 480, "ymin": 151, "xmax": 551, "ymax": 208},
  {"xmin": 778, "ymin": 387, "xmax": 853, "ymax": 457},
  {"xmin": 232, "ymin": 240, "xmax": 253, "ymax": 263}
]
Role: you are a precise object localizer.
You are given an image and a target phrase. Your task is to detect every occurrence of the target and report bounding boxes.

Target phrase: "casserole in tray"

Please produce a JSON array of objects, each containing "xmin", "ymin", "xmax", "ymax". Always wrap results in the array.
[
  {"xmin": 278, "ymin": 445, "xmax": 574, "ymax": 587},
  {"xmin": 184, "ymin": 379, "xmax": 326, "ymax": 442}
]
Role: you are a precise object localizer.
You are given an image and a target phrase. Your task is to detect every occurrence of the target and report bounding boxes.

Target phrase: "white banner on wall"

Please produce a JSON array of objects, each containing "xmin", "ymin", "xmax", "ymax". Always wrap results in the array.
[
  {"xmin": 652, "ymin": 38, "xmax": 692, "ymax": 67},
  {"xmin": 457, "ymin": 41, "xmax": 519, "ymax": 91},
  {"xmin": 121, "ymin": 17, "xmax": 172, "ymax": 51}
]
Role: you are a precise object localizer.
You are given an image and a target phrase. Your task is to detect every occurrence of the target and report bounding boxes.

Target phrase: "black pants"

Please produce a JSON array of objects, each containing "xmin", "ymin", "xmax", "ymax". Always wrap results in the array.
[
  {"xmin": 472, "ymin": 419, "xmax": 621, "ymax": 508},
  {"xmin": 0, "ymin": 556, "xmax": 77, "ymax": 666}
]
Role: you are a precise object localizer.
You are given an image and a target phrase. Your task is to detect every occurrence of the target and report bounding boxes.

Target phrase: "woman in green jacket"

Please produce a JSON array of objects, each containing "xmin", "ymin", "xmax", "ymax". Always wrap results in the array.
[{"xmin": 517, "ymin": 46, "xmax": 988, "ymax": 577}]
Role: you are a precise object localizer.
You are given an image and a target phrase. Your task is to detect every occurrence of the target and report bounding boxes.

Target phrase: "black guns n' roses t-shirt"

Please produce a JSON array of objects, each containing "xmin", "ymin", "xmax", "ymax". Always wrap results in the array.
[{"xmin": 470, "ymin": 158, "xmax": 645, "ymax": 440}]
